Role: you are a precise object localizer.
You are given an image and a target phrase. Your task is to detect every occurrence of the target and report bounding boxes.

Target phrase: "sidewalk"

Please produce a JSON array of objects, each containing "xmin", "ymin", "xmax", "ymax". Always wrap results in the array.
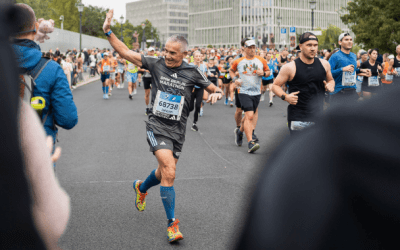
[{"xmin": 74, "ymin": 69, "xmax": 100, "ymax": 89}]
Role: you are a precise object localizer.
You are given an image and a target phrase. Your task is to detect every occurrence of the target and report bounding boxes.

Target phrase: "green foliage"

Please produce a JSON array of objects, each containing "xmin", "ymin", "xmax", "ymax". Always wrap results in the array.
[
  {"xmin": 315, "ymin": 25, "xmax": 343, "ymax": 51},
  {"xmin": 49, "ymin": 0, "xmax": 80, "ymax": 32},
  {"xmin": 81, "ymin": 5, "xmax": 108, "ymax": 38},
  {"xmin": 341, "ymin": 0, "xmax": 400, "ymax": 54},
  {"xmin": 112, "ymin": 19, "xmax": 160, "ymax": 49},
  {"xmin": 207, "ymin": 44, "xmax": 213, "ymax": 48},
  {"xmin": 15, "ymin": 0, "xmax": 56, "ymax": 21}
]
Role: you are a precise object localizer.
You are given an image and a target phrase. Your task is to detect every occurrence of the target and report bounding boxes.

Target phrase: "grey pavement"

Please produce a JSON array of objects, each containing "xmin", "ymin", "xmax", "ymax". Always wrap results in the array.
[{"xmin": 57, "ymin": 79, "xmax": 290, "ymax": 249}]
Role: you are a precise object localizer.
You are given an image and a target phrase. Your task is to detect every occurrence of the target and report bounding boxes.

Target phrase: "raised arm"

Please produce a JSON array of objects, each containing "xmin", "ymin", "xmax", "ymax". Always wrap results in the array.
[{"xmin": 103, "ymin": 10, "xmax": 142, "ymax": 67}]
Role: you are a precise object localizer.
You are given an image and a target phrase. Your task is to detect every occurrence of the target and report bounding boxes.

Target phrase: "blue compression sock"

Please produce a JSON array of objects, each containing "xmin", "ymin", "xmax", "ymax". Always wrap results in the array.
[
  {"xmin": 105, "ymin": 86, "xmax": 109, "ymax": 94},
  {"xmin": 160, "ymin": 186, "xmax": 175, "ymax": 223},
  {"xmin": 102, "ymin": 86, "xmax": 105, "ymax": 93},
  {"xmin": 139, "ymin": 169, "xmax": 160, "ymax": 193}
]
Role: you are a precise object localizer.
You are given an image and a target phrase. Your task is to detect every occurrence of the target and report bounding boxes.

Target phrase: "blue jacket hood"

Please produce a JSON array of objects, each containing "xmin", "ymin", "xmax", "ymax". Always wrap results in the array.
[{"xmin": 12, "ymin": 39, "xmax": 42, "ymax": 71}]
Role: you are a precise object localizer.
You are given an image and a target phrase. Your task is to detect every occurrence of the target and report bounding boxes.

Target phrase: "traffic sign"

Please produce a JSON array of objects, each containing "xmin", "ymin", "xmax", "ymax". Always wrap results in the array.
[
  {"xmin": 290, "ymin": 27, "xmax": 296, "ymax": 33},
  {"xmin": 146, "ymin": 39, "xmax": 154, "ymax": 42},
  {"xmin": 281, "ymin": 28, "xmax": 287, "ymax": 34}
]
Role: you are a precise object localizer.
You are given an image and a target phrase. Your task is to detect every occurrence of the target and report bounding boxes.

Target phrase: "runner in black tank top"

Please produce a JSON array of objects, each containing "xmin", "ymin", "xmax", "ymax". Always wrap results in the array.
[
  {"xmin": 271, "ymin": 32, "xmax": 335, "ymax": 135},
  {"xmin": 287, "ymin": 58, "xmax": 326, "ymax": 122}
]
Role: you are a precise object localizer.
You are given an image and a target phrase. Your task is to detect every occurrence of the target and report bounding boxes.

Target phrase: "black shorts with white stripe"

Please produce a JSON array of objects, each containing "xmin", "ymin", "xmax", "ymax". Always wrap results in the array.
[{"xmin": 146, "ymin": 129, "xmax": 183, "ymax": 159}]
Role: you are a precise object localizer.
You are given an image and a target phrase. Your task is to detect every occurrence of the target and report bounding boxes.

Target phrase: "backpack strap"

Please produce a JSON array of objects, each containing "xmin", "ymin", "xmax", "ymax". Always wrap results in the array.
[{"xmin": 29, "ymin": 58, "xmax": 51, "ymax": 81}]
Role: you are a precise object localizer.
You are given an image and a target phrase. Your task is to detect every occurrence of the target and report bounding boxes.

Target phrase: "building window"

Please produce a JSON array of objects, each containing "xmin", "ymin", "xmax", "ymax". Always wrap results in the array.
[
  {"xmin": 170, "ymin": 11, "xmax": 188, "ymax": 17},
  {"xmin": 169, "ymin": 19, "xmax": 188, "ymax": 24}
]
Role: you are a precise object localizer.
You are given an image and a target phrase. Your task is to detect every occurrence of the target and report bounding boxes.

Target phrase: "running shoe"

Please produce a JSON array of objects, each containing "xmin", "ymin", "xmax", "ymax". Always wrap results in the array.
[
  {"xmin": 199, "ymin": 108, "xmax": 204, "ymax": 117},
  {"xmin": 191, "ymin": 124, "xmax": 198, "ymax": 132},
  {"xmin": 133, "ymin": 180, "xmax": 148, "ymax": 212},
  {"xmin": 167, "ymin": 219, "xmax": 184, "ymax": 243},
  {"xmin": 133, "ymin": 89, "xmax": 137, "ymax": 95},
  {"xmin": 228, "ymin": 96, "xmax": 231, "ymax": 101},
  {"xmin": 248, "ymin": 140, "xmax": 260, "ymax": 153},
  {"xmin": 108, "ymin": 92, "xmax": 112, "ymax": 96},
  {"xmin": 129, "ymin": 94, "xmax": 133, "ymax": 100},
  {"xmin": 269, "ymin": 101, "xmax": 273, "ymax": 107},
  {"xmin": 225, "ymin": 98, "xmax": 228, "ymax": 105},
  {"xmin": 105, "ymin": 94, "xmax": 109, "ymax": 100},
  {"xmin": 103, "ymin": 94, "xmax": 106, "ymax": 99},
  {"xmin": 145, "ymin": 108, "xmax": 149, "ymax": 115},
  {"xmin": 252, "ymin": 133, "xmax": 259, "ymax": 143},
  {"xmin": 235, "ymin": 129, "xmax": 243, "ymax": 146},
  {"xmin": 230, "ymin": 102, "xmax": 234, "ymax": 107}
]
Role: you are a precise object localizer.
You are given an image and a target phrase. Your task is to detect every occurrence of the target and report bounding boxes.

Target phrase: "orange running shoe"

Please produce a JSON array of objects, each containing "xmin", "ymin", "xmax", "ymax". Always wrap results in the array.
[
  {"xmin": 167, "ymin": 219, "xmax": 184, "ymax": 243},
  {"xmin": 133, "ymin": 180, "xmax": 148, "ymax": 212}
]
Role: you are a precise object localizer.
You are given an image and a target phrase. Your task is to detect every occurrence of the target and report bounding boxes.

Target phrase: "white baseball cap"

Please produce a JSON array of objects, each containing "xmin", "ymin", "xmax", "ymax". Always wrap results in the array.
[
  {"xmin": 244, "ymin": 39, "xmax": 256, "ymax": 47},
  {"xmin": 148, "ymin": 47, "xmax": 155, "ymax": 52},
  {"xmin": 338, "ymin": 32, "xmax": 351, "ymax": 42},
  {"xmin": 388, "ymin": 55, "xmax": 395, "ymax": 60},
  {"xmin": 211, "ymin": 49, "xmax": 215, "ymax": 53},
  {"xmin": 232, "ymin": 52, "xmax": 237, "ymax": 56},
  {"xmin": 103, "ymin": 52, "xmax": 109, "ymax": 56}
]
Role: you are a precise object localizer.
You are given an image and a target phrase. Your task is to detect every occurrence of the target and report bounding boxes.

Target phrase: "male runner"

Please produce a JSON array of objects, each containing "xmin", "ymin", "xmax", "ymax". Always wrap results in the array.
[
  {"xmin": 230, "ymin": 39, "xmax": 270, "ymax": 153},
  {"xmin": 116, "ymin": 53, "xmax": 126, "ymax": 88},
  {"xmin": 97, "ymin": 52, "xmax": 111, "ymax": 99},
  {"xmin": 103, "ymin": 9, "xmax": 223, "ymax": 243},
  {"xmin": 141, "ymin": 47, "xmax": 155, "ymax": 115},
  {"xmin": 126, "ymin": 60, "xmax": 139, "ymax": 100},
  {"xmin": 108, "ymin": 54, "xmax": 118, "ymax": 96},
  {"xmin": 272, "ymin": 32, "xmax": 335, "ymax": 135},
  {"xmin": 328, "ymin": 33, "xmax": 370, "ymax": 106}
]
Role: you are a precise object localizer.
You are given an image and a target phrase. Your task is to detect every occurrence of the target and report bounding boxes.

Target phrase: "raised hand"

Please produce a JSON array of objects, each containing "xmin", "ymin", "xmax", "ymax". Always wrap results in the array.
[{"xmin": 103, "ymin": 9, "xmax": 114, "ymax": 33}]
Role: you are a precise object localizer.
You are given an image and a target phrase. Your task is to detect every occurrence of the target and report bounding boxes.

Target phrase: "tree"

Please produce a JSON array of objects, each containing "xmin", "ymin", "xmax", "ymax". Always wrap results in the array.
[
  {"xmin": 315, "ymin": 25, "xmax": 343, "ymax": 51},
  {"xmin": 16, "ymin": 0, "xmax": 56, "ymax": 21},
  {"xmin": 81, "ymin": 5, "xmax": 108, "ymax": 38},
  {"xmin": 49, "ymin": 0, "xmax": 80, "ymax": 33},
  {"xmin": 341, "ymin": 0, "xmax": 400, "ymax": 54}
]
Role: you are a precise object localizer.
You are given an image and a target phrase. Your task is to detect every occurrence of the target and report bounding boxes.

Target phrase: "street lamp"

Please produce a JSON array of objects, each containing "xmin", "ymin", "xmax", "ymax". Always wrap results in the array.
[
  {"xmin": 277, "ymin": 16, "xmax": 282, "ymax": 48},
  {"xmin": 151, "ymin": 27, "xmax": 154, "ymax": 47},
  {"xmin": 141, "ymin": 22, "xmax": 146, "ymax": 50},
  {"xmin": 59, "ymin": 15, "xmax": 64, "ymax": 30},
  {"xmin": 76, "ymin": 2, "xmax": 84, "ymax": 52},
  {"xmin": 120, "ymin": 15, "xmax": 124, "ymax": 42},
  {"xmin": 309, "ymin": 1, "xmax": 317, "ymax": 31}
]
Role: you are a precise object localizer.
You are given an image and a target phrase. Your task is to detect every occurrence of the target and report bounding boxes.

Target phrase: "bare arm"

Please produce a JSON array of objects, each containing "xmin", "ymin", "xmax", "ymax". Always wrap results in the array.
[
  {"xmin": 19, "ymin": 103, "xmax": 70, "ymax": 249},
  {"xmin": 271, "ymin": 63, "xmax": 300, "ymax": 105},
  {"xmin": 321, "ymin": 59, "xmax": 335, "ymax": 93},
  {"xmin": 103, "ymin": 10, "xmax": 142, "ymax": 67}
]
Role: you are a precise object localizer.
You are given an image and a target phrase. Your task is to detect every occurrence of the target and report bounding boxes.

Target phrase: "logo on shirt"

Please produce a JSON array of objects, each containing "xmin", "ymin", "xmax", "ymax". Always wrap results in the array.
[
  {"xmin": 171, "ymin": 73, "xmax": 178, "ymax": 78},
  {"xmin": 160, "ymin": 141, "xmax": 166, "ymax": 146}
]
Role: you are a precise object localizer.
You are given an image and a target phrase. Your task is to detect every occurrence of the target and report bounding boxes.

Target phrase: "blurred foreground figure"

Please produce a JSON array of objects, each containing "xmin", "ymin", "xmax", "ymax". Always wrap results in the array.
[
  {"xmin": 0, "ymin": 3, "xmax": 70, "ymax": 249},
  {"xmin": 236, "ymin": 89, "xmax": 400, "ymax": 249}
]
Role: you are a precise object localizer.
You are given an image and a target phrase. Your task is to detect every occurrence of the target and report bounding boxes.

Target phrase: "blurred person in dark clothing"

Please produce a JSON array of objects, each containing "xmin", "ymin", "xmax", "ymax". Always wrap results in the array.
[
  {"xmin": 235, "ymin": 87, "xmax": 400, "ymax": 249},
  {"xmin": 1, "ymin": 3, "xmax": 70, "ymax": 249}
]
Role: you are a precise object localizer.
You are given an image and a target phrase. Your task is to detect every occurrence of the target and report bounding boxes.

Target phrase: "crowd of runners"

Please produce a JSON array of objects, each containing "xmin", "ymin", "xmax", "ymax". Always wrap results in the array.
[{"xmin": 31, "ymin": 8, "xmax": 400, "ymax": 245}]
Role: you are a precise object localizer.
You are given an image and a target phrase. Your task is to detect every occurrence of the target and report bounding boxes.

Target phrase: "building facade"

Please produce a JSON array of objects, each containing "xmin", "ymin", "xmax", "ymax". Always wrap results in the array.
[
  {"xmin": 189, "ymin": 0, "xmax": 352, "ymax": 49},
  {"xmin": 126, "ymin": 0, "xmax": 189, "ymax": 47}
]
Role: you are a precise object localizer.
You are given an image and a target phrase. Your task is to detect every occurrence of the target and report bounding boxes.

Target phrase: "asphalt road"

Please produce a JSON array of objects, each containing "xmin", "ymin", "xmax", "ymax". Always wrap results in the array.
[{"xmin": 57, "ymin": 79, "xmax": 290, "ymax": 250}]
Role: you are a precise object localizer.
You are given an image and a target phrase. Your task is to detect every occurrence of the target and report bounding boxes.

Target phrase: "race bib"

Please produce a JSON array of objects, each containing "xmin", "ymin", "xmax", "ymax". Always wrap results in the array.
[
  {"xmin": 342, "ymin": 70, "xmax": 356, "ymax": 86},
  {"xmin": 290, "ymin": 121, "xmax": 315, "ymax": 131},
  {"xmin": 103, "ymin": 65, "xmax": 110, "ymax": 72},
  {"xmin": 153, "ymin": 90, "xmax": 184, "ymax": 121},
  {"xmin": 368, "ymin": 76, "xmax": 379, "ymax": 87},
  {"xmin": 356, "ymin": 76, "xmax": 364, "ymax": 82},
  {"xmin": 385, "ymin": 74, "xmax": 394, "ymax": 81},
  {"xmin": 128, "ymin": 64, "xmax": 135, "ymax": 70}
]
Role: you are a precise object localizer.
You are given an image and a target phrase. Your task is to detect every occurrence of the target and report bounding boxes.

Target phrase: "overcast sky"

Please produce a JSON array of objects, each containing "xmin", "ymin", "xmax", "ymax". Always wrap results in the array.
[{"xmin": 82, "ymin": 0, "xmax": 139, "ymax": 23}]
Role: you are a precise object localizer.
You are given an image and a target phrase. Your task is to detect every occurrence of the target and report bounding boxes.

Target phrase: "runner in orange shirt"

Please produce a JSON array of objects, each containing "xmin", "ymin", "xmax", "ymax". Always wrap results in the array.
[{"xmin": 97, "ymin": 53, "xmax": 112, "ymax": 99}]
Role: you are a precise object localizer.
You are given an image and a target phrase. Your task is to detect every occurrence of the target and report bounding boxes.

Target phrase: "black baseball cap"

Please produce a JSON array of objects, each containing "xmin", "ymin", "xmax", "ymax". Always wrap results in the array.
[{"xmin": 295, "ymin": 32, "xmax": 319, "ymax": 50}]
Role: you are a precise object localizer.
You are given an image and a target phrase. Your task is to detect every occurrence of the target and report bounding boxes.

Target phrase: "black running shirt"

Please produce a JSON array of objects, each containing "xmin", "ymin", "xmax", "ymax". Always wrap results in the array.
[{"xmin": 141, "ymin": 55, "xmax": 211, "ymax": 140}]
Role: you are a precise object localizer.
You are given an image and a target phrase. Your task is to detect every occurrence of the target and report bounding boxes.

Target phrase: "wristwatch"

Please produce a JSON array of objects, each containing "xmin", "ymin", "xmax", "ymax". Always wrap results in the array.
[
  {"xmin": 281, "ymin": 94, "xmax": 286, "ymax": 101},
  {"xmin": 105, "ymin": 30, "xmax": 113, "ymax": 37}
]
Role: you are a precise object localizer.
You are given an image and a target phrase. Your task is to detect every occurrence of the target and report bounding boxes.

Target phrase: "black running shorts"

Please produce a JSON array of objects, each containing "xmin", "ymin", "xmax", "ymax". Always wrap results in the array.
[
  {"xmin": 143, "ymin": 77, "xmax": 152, "ymax": 90},
  {"xmin": 262, "ymin": 79, "xmax": 273, "ymax": 86},
  {"xmin": 222, "ymin": 77, "xmax": 231, "ymax": 84},
  {"xmin": 235, "ymin": 89, "xmax": 241, "ymax": 109},
  {"xmin": 238, "ymin": 94, "xmax": 261, "ymax": 112},
  {"xmin": 146, "ymin": 129, "xmax": 183, "ymax": 159}
]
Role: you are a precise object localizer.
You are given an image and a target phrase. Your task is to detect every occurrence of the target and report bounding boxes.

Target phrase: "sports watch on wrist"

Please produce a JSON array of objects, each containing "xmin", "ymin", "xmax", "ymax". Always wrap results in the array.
[
  {"xmin": 281, "ymin": 94, "xmax": 286, "ymax": 101},
  {"xmin": 105, "ymin": 30, "xmax": 113, "ymax": 37}
]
